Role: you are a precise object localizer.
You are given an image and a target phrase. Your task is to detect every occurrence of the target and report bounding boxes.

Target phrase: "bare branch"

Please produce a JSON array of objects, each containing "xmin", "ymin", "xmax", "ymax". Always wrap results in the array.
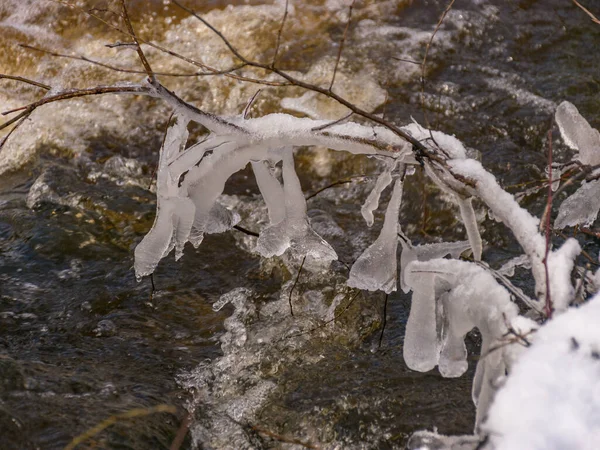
[
  {"xmin": 310, "ymin": 111, "xmax": 353, "ymax": 131},
  {"xmin": 543, "ymin": 128, "xmax": 553, "ymax": 318},
  {"xmin": 57, "ymin": 0, "xmax": 288, "ymax": 87},
  {"xmin": 272, "ymin": 0, "xmax": 289, "ymax": 68},
  {"xmin": 0, "ymin": 112, "xmax": 31, "ymax": 153},
  {"xmin": 170, "ymin": 0, "xmax": 463, "ymax": 174},
  {"xmin": 118, "ymin": 0, "xmax": 155, "ymax": 81},
  {"xmin": 243, "ymin": 89, "xmax": 263, "ymax": 119},
  {"xmin": 572, "ymin": 0, "xmax": 600, "ymax": 24},
  {"xmin": 0, "ymin": 74, "xmax": 51, "ymax": 90},
  {"xmin": 329, "ymin": 0, "xmax": 355, "ymax": 92},
  {"xmin": 288, "ymin": 255, "xmax": 307, "ymax": 316},
  {"xmin": 421, "ymin": 0, "xmax": 456, "ymax": 129},
  {"xmin": 20, "ymin": 43, "xmax": 248, "ymax": 78},
  {"xmin": 1, "ymin": 85, "xmax": 147, "ymax": 131}
]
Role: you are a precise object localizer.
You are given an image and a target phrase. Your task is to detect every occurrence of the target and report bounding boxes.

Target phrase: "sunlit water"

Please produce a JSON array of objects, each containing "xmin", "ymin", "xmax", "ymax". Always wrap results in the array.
[{"xmin": 1, "ymin": 0, "xmax": 599, "ymax": 448}]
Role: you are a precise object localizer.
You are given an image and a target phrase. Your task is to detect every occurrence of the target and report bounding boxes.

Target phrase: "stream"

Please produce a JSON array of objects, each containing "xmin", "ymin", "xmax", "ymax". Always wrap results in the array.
[{"xmin": 1, "ymin": 0, "xmax": 599, "ymax": 449}]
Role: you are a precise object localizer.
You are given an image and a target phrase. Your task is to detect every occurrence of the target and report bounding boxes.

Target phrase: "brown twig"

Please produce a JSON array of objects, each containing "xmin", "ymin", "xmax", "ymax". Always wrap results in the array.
[
  {"xmin": 310, "ymin": 112, "xmax": 353, "ymax": 131},
  {"xmin": 0, "ymin": 74, "xmax": 51, "ymax": 90},
  {"xmin": 118, "ymin": 0, "xmax": 155, "ymax": 81},
  {"xmin": 64, "ymin": 405, "xmax": 177, "ymax": 450},
  {"xmin": 250, "ymin": 425, "xmax": 320, "ymax": 449},
  {"xmin": 272, "ymin": 0, "xmax": 289, "ymax": 68},
  {"xmin": 243, "ymin": 89, "xmax": 263, "ymax": 119},
  {"xmin": 56, "ymin": 0, "xmax": 288, "ymax": 87},
  {"xmin": 288, "ymin": 255, "xmax": 307, "ymax": 316},
  {"xmin": 170, "ymin": 0, "xmax": 454, "ymax": 167},
  {"xmin": 0, "ymin": 112, "xmax": 31, "ymax": 152},
  {"xmin": 329, "ymin": 0, "xmax": 355, "ymax": 92},
  {"xmin": 543, "ymin": 128, "xmax": 553, "ymax": 319},
  {"xmin": 421, "ymin": 0, "xmax": 456, "ymax": 130},
  {"xmin": 572, "ymin": 0, "xmax": 600, "ymax": 24},
  {"xmin": 0, "ymin": 85, "xmax": 146, "ymax": 132},
  {"xmin": 169, "ymin": 413, "xmax": 191, "ymax": 450},
  {"xmin": 20, "ymin": 44, "xmax": 248, "ymax": 78},
  {"xmin": 305, "ymin": 175, "xmax": 368, "ymax": 201},
  {"xmin": 233, "ymin": 224, "xmax": 260, "ymax": 237}
]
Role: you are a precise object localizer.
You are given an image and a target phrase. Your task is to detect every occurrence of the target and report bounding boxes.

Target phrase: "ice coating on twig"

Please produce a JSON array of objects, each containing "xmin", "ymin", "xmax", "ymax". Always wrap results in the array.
[
  {"xmin": 399, "ymin": 239, "xmax": 471, "ymax": 293},
  {"xmin": 360, "ymin": 160, "xmax": 395, "ymax": 226},
  {"xmin": 251, "ymin": 160, "xmax": 285, "ymax": 225},
  {"xmin": 547, "ymin": 238, "xmax": 581, "ymax": 313},
  {"xmin": 449, "ymin": 159, "xmax": 547, "ymax": 304},
  {"xmin": 554, "ymin": 179, "xmax": 600, "ymax": 229},
  {"xmin": 134, "ymin": 114, "xmax": 194, "ymax": 279},
  {"xmin": 423, "ymin": 162, "xmax": 483, "ymax": 261},
  {"xmin": 255, "ymin": 148, "xmax": 337, "ymax": 264},
  {"xmin": 402, "ymin": 121, "xmax": 468, "ymax": 159},
  {"xmin": 403, "ymin": 259, "xmax": 518, "ymax": 427},
  {"xmin": 457, "ymin": 196, "xmax": 483, "ymax": 261},
  {"xmin": 347, "ymin": 176, "xmax": 404, "ymax": 293},
  {"xmin": 555, "ymin": 101, "xmax": 600, "ymax": 166}
]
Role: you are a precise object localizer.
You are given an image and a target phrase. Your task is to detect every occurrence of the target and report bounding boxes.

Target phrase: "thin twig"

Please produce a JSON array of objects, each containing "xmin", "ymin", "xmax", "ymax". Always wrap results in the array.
[
  {"xmin": 119, "ymin": 0, "xmax": 155, "ymax": 81},
  {"xmin": 0, "ymin": 74, "xmax": 51, "ymax": 90},
  {"xmin": 305, "ymin": 175, "xmax": 368, "ymax": 201},
  {"xmin": 57, "ymin": 0, "xmax": 288, "ymax": 87},
  {"xmin": 170, "ymin": 0, "xmax": 461, "ymax": 174},
  {"xmin": 233, "ymin": 224, "xmax": 260, "ymax": 237},
  {"xmin": 272, "ymin": 0, "xmax": 289, "ymax": 68},
  {"xmin": 288, "ymin": 255, "xmax": 307, "ymax": 316},
  {"xmin": 378, "ymin": 293, "xmax": 388, "ymax": 348},
  {"xmin": 572, "ymin": 0, "xmax": 600, "ymax": 24},
  {"xmin": 0, "ymin": 112, "xmax": 31, "ymax": 152},
  {"xmin": 250, "ymin": 425, "xmax": 320, "ymax": 449},
  {"xmin": 310, "ymin": 112, "xmax": 353, "ymax": 131},
  {"xmin": 169, "ymin": 413, "xmax": 191, "ymax": 450},
  {"xmin": 283, "ymin": 290, "xmax": 361, "ymax": 340},
  {"xmin": 420, "ymin": 0, "xmax": 456, "ymax": 130},
  {"xmin": 543, "ymin": 128, "xmax": 553, "ymax": 319},
  {"xmin": 390, "ymin": 56, "xmax": 422, "ymax": 65},
  {"xmin": 329, "ymin": 0, "xmax": 355, "ymax": 92},
  {"xmin": 243, "ymin": 89, "xmax": 263, "ymax": 119},
  {"xmin": 20, "ymin": 44, "xmax": 248, "ymax": 78},
  {"xmin": 64, "ymin": 405, "xmax": 177, "ymax": 450},
  {"xmin": 1, "ymin": 85, "xmax": 146, "ymax": 131}
]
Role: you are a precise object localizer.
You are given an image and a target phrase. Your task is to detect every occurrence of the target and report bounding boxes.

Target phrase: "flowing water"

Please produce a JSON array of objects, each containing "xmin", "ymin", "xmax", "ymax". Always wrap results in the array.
[{"xmin": 1, "ymin": 0, "xmax": 599, "ymax": 449}]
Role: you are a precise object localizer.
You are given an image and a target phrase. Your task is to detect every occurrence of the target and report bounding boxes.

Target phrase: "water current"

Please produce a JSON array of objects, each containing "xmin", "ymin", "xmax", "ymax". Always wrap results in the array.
[{"xmin": 1, "ymin": 0, "xmax": 599, "ymax": 448}]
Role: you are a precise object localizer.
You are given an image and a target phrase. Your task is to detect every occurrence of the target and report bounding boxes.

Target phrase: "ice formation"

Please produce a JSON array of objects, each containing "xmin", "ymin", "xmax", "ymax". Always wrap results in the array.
[
  {"xmin": 483, "ymin": 294, "xmax": 600, "ymax": 450},
  {"xmin": 114, "ymin": 83, "xmax": 593, "ymax": 445},
  {"xmin": 555, "ymin": 101, "xmax": 600, "ymax": 166},
  {"xmin": 348, "ymin": 175, "xmax": 404, "ymax": 293},
  {"xmin": 554, "ymin": 101, "xmax": 600, "ymax": 229},
  {"xmin": 403, "ymin": 258, "xmax": 519, "ymax": 426}
]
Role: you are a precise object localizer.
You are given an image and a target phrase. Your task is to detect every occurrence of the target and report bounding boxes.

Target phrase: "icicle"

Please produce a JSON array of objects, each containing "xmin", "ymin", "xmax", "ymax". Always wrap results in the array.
[
  {"xmin": 403, "ymin": 268, "xmax": 440, "ymax": 372},
  {"xmin": 457, "ymin": 196, "xmax": 483, "ymax": 261},
  {"xmin": 134, "ymin": 113, "xmax": 192, "ymax": 279},
  {"xmin": 361, "ymin": 161, "xmax": 395, "ymax": 226},
  {"xmin": 348, "ymin": 175, "xmax": 404, "ymax": 293},
  {"xmin": 251, "ymin": 160, "xmax": 285, "ymax": 225},
  {"xmin": 255, "ymin": 148, "xmax": 337, "ymax": 264},
  {"xmin": 554, "ymin": 179, "xmax": 600, "ymax": 229},
  {"xmin": 399, "ymin": 239, "xmax": 471, "ymax": 293},
  {"xmin": 403, "ymin": 259, "xmax": 519, "ymax": 427},
  {"xmin": 555, "ymin": 101, "xmax": 600, "ymax": 166}
]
